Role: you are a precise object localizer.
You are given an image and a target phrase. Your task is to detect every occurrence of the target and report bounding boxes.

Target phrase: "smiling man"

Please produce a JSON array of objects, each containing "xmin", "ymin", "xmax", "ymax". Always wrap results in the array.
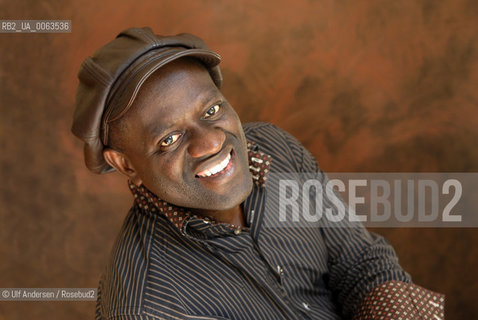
[
  {"xmin": 72, "ymin": 27, "xmax": 444, "ymax": 320},
  {"xmin": 103, "ymin": 57, "xmax": 252, "ymax": 228}
]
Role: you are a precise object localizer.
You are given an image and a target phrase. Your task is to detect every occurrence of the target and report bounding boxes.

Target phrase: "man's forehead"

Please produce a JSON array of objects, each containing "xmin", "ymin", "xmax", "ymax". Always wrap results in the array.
[
  {"xmin": 127, "ymin": 60, "xmax": 222, "ymax": 137},
  {"xmin": 136, "ymin": 57, "xmax": 216, "ymax": 102},
  {"xmin": 143, "ymin": 88, "xmax": 221, "ymax": 139}
]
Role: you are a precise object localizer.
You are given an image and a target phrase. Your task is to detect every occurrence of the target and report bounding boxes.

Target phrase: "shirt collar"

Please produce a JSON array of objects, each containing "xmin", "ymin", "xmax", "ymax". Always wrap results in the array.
[{"xmin": 128, "ymin": 140, "xmax": 272, "ymax": 236}]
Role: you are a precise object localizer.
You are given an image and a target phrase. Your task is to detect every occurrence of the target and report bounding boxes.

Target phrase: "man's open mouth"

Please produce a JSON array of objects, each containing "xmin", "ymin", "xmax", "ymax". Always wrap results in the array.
[{"xmin": 195, "ymin": 151, "xmax": 233, "ymax": 178}]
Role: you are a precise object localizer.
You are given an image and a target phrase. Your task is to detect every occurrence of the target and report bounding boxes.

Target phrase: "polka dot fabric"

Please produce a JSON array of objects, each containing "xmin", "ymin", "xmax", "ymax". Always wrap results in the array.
[
  {"xmin": 247, "ymin": 140, "xmax": 271, "ymax": 187},
  {"xmin": 353, "ymin": 281, "xmax": 445, "ymax": 320}
]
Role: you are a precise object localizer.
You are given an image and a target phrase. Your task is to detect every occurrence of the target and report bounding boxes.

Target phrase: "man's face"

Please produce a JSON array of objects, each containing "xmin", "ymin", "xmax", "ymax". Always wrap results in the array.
[{"xmin": 110, "ymin": 58, "xmax": 253, "ymax": 212}]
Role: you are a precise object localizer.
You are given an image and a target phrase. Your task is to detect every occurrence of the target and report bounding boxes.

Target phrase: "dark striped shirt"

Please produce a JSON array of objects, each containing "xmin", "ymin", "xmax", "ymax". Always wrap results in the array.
[{"xmin": 95, "ymin": 122, "xmax": 411, "ymax": 320}]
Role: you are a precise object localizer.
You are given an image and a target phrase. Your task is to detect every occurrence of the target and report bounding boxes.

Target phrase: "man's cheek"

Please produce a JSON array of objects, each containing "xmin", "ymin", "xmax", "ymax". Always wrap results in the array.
[{"xmin": 158, "ymin": 159, "xmax": 182, "ymax": 180}]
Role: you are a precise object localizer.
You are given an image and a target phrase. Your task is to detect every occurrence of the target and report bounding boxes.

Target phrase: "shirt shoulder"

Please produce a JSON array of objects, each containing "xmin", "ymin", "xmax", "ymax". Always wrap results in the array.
[
  {"xmin": 242, "ymin": 122, "xmax": 319, "ymax": 173},
  {"xmin": 96, "ymin": 206, "xmax": 175, "ymax": 319}
]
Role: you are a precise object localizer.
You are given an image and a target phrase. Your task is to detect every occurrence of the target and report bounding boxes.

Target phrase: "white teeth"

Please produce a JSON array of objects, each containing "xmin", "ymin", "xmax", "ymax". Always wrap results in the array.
[{"xmin": 197, "ymin": 153, "xmax": 231, "ymax": 177}]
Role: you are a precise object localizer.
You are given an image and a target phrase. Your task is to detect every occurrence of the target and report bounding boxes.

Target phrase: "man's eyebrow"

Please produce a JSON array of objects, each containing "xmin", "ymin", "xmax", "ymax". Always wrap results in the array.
[
  {"xmin": 148, "ymin": 89, "xmax": 221, "ymax": 142},
  {"xmin": 149, "ymin": 123, "xmax": 170, "ymax": 142},
  {"xmin": 199, "ymin": 88, "xmax": 222, "ymax": 105}
]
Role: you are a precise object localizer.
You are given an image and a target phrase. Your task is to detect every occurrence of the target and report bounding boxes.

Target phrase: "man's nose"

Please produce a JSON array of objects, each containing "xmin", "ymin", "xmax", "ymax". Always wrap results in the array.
[{"xmin": 187, "ymin": 126, "xmax": 225, "ymax": 158}]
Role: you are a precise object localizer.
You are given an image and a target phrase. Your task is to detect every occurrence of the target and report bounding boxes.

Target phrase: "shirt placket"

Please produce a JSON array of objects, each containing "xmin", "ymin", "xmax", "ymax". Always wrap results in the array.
[{"xmin": 197, "ymin": 230, "xmax": 302, "ymax": 320}]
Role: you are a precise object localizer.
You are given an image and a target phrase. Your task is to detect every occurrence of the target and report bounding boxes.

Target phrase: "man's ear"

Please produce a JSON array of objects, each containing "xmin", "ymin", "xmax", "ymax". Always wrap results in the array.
[{"xmin": 103, "ymin": 148, "xmax": 143, "ymax": 186}]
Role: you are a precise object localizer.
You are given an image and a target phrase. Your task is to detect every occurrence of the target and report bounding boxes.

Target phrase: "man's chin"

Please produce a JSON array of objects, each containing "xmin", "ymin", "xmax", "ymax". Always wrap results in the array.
[{"xmin": 194, "ymin": 179, "xmax": 253, "ymax": 212}]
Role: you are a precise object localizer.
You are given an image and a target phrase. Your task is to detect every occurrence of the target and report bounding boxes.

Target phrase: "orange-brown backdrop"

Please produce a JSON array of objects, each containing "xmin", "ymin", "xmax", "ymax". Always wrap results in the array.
[{"xmin": 1, "ymin": 1, "xmax": 477, "ymax": 319}]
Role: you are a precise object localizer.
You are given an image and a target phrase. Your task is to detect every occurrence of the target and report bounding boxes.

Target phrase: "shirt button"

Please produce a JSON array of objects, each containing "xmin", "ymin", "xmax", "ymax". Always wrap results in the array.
[
  {"xmin": 277, "ymin": 265, "xmax": 284, "ymax": 276},
  {"xmin": 302, "ymin": 302, "xmax": 311, "ymax": 311}
]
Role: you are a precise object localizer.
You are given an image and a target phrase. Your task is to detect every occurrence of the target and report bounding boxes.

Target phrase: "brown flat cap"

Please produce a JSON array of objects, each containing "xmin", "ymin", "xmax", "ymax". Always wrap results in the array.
[{"xmin": 72, "ymin": 27, "xmax": 222, "ymax": 174}]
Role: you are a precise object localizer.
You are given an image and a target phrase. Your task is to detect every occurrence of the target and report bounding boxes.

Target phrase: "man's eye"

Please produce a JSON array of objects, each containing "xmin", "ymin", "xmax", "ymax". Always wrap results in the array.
[
  {"xmin": 160, "ymin": 133, "xmax": 181, "ymax": 147},
  {"xmin": 204, "ymin": 104, "xmax": 221, "ymax": 118}
]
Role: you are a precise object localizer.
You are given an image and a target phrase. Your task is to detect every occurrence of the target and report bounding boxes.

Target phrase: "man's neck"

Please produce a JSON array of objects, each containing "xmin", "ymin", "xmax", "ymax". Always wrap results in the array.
[{"xmin": 195, "ymin": 205, "xmax": 246, "ymax": 227}]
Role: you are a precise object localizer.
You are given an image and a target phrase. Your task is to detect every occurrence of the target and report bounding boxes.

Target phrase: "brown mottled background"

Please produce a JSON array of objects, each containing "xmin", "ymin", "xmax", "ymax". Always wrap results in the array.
[{"xmin": 1, "ymin": 0, "xmax": 477, "ymax": 319}]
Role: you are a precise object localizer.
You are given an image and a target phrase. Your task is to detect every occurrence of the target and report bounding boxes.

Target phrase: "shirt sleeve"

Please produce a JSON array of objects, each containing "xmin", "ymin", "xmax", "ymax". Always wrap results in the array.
[
  {"xmin": 353, "ymin": 281, "xmax": 445, "ymax": 320},
  {"xmin": 271, "ymin": 123, "xmax": 444, "ymax": 319}
]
